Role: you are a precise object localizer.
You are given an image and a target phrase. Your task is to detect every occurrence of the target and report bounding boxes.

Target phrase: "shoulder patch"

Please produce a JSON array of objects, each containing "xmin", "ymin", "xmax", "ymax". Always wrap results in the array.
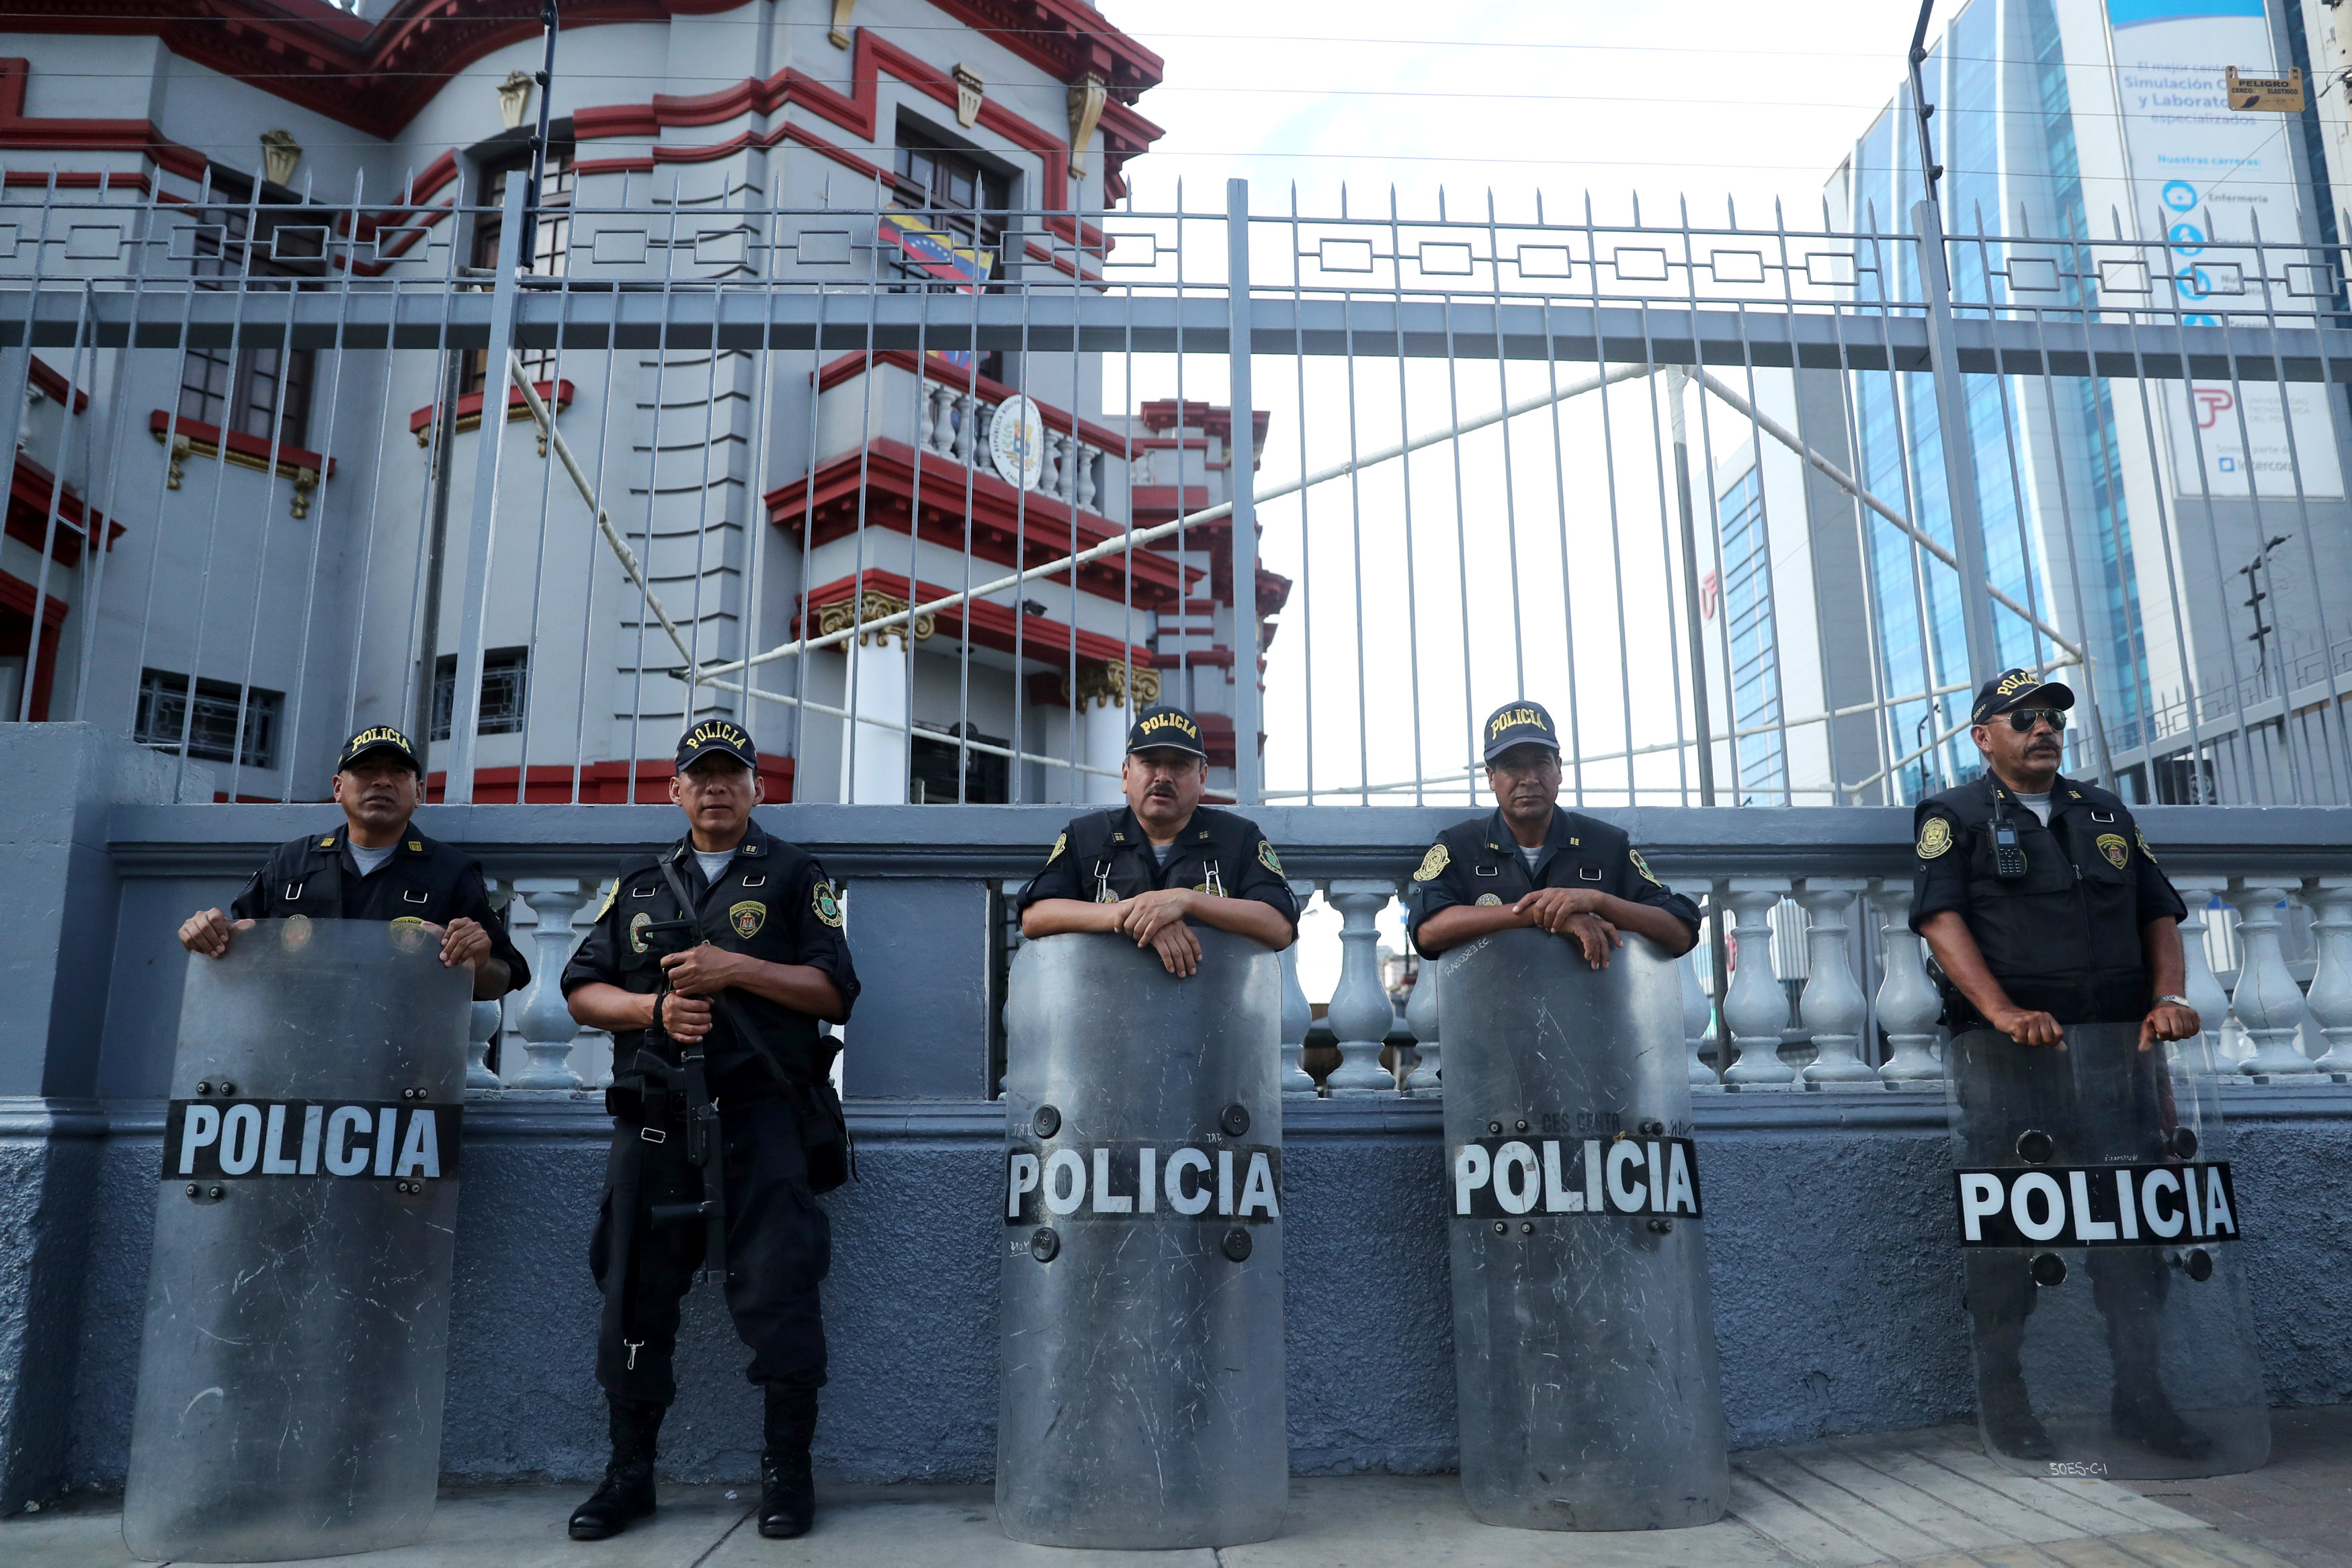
[
  {"xmin": 1917, "ymin": 816, "xmax": 1954, "ymax": 860},
  {"xmin": 591, "ymin": 880, "xmax": 617, "ymax": 922},
  {"xmin": 1413, "ymin": 842, "xmax": 1450, "ymax": 882},
  {"xmin": 812, "ymin": 879, "xmax": 845, "ymax": 928},
  {"xmin": 1628, "ymin": 847, "xmax": 1663, "ymax": 886},
  {"xmin": 1258, "ymin": 839, "xmax": 1284, "ymax": 876},
  {"xmin": 1046, "ymin": 830, "xmax": 1067, "ymax": 865},
  {"xmin": 2097, "ymin": 832, "xmax": 2129, "ymax": 870},
  {"xmin": 2136, "ymin": 826, "xmax": 2158, "ymax": 865}
]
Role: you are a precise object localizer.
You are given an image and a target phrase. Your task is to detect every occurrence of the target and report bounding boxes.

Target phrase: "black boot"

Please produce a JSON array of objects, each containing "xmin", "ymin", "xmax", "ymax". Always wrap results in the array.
[
  {"xmin": 570, "ymin": 1398, "xmax": 665, "ymax": 1541},
  {"xmin": 759, "ymin": 1385, "xmax": 818, "ymax": 1539},
  {"xmin": 1980, "ymin": 1374, "xmax": 2056, "ymax": 1461},
  {"xmin": 2113, "ymin": 1384, "xmax": 2214, "ymax": 1460}
]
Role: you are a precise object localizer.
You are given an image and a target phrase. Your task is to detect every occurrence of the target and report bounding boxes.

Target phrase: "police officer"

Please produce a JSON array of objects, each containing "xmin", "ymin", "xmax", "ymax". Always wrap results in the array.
[
  {"xmin": 175, "ymin": 724, "xmax": 526, "ymax": 998},
  {"xmin": 1408, "ymin": 701, "xmax": 1699, "ymax": 963},
  {"xmin": 1018, "ymin": 703, "xmax": 1297, "ymax": 969},
  {"xmin": 1913, "ymin": 668, "xmax": 2206, "ymax": 1462},
  {"xmin": 560, "ymin": 720, "xmax": 858, "ymax": 1542}
]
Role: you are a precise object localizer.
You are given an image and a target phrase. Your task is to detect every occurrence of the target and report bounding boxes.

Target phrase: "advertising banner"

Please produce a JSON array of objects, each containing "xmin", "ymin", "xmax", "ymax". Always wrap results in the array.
[{"xmin": 2107, "ymin": 0, "xmax": 2345, "ymax": 497}]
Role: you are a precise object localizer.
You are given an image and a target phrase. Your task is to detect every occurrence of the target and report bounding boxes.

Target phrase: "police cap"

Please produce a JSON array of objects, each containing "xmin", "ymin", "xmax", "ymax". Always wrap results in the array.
[
  {"xmin": 1970, "ymin": 668, "xmax": 2075, "ymax": 726},
  {"xmin": 677, "ymin": 719, "xmax": 758, "ymax": 773},
  {"xmin": 1480, "ymin": 700, "xmax": 1562, "ymax": 763},
  {"xmin": 1127, "ymin": 703, "xmax": 1207, "ymax": 758},
  {"xmin": 336, "ymin": 725, "xmax": 421, "ymax": 775}
]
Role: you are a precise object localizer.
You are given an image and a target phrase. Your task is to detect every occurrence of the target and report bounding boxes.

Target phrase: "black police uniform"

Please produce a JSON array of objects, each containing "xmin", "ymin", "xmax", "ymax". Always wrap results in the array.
[
  {"xmin": 1404, "ymin": 807, "xmax": 1701, "ymax": 955},
  {"xmin": 1015, "ymin": 804, "xmax": 1300, "ymax": 930},
  {"xmin": 1911, "ymin": 771, "xmax": 2201, "ymax": 1456},
  {"xmin": 560, "ymin": 817, "xmax": 859, "ymax": 1406},
  {"xmin": 228, "ymin": 822, "xmax": 530, "ymax": 985}
]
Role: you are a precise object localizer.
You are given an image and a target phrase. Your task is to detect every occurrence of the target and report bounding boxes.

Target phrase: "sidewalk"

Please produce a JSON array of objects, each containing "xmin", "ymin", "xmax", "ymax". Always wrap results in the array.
[{"xmin": 11, "ymin": 1415, "xmax": 2344, "ymax": 1568}]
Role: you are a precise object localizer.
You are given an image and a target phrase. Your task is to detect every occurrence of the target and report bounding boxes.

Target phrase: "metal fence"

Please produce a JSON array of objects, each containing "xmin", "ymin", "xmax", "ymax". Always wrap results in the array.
[{"xmin": 5, "ymin": 165, "xmax": 2349, "ymax": 809}]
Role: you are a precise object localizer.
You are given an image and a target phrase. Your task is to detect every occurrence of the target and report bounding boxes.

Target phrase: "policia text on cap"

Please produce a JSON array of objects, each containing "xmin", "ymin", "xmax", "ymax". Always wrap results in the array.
[
  {"xmin": 1017, "ymin": 703, "xmax": 1296, "ymax": 975},
  {"xmin": 175, "ymin": 726, "xmax": 526, "ymax": 999}
]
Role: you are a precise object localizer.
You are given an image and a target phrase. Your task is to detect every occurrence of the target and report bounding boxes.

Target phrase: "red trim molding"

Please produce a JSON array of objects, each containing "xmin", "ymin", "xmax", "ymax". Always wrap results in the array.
[
  {"xmin": 8, "ymin": 453, "xmax": 118, "ymax": 568},
  {"xmin": 577, "ymin": 29, "xmax": 1161, "ymax": 208},
  {"xmin": 0, "ymin": 564, "xmax": 68, "ymax": 720},
  {"xmin": 800, "ymin": 568, "xmax": 1150, "ymax": 673},
  {"xmin": 149, "ymin": 410, "xmax": 335, "ymax": 480},
  {"xmin": 409, "ymin": 379, "xmax": 574, "ymax": 446},
  {"xmin": 765, "ymin": 439, "xmax": 1189, "ymax": 611},
  {"xmin": 0, "ymin": 58, "xmax": 205, "ymax": 179},
  {"xmin": 26, "ymin": 355, "xmax": 89, "ymax": 413}
]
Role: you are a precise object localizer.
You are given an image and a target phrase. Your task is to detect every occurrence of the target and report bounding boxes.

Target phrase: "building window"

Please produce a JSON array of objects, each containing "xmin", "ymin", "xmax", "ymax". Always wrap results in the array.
[
  {"xmin": 134, "ymin": 668, "xmax": 282, "ymax": 769},
  {"xmin": 177, "ymin": 178, "xmax": 321, "ymax": 449},
  {"xmin": 178, "ymin": 343, "xmax": 312, "ymax": 451},
  {"xmin": 892, "ymin": 126, "xmax": 1011, "ymax": 253},
  {"xmin": 911, "ymin": 722, "xmax": 1009, "ymax": 803},
  {"xmin": 431, "ymin": 647, "xmax": 530, "ymax": 740},
  {"xmin": 463, "ymin": 147, "xmax": 574, "ymax": 394}
]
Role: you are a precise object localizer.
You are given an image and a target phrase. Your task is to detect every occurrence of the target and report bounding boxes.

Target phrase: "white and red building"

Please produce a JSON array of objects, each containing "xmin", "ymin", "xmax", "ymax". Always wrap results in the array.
[{"xmin": 0, "ymin": 0, "xmax": 1283, "ymax": 803}]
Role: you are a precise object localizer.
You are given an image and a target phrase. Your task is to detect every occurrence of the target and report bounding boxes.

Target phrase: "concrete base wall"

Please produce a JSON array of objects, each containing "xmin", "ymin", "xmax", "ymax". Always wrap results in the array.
[{"xmin": 40, "ymin": 1092, "xmax": 2352, "ymax": 1493}]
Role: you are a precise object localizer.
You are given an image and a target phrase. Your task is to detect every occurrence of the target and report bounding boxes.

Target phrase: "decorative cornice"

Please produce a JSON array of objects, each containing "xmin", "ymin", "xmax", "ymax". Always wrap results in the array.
[
  {"xmin": 816, "ymin": 586, "xmax": 935, "ymax": 649},
  {"xmin": 149, "ymin": 410, "xmax": 334, "ymax": 520},
  {"xmin": 0, "ymin": 0, "xmax": 1163, "ymax": 147}
]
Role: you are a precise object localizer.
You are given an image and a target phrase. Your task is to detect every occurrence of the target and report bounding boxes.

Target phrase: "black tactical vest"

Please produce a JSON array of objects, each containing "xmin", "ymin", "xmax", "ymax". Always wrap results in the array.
[
  {"xmin": 245, "ymin": 828, "xmax": 476, "ymax": 923},
  {"xmin": 1926, "ymin": 776, "xmax": 2149, "ymax": 1024}
]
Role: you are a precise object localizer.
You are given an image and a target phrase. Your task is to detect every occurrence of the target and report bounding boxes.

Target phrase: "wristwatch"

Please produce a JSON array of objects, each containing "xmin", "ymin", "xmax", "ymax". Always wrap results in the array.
[{"xmin": 2155, "ymin": 994, "xmax": 2195, "ymax": 1010}]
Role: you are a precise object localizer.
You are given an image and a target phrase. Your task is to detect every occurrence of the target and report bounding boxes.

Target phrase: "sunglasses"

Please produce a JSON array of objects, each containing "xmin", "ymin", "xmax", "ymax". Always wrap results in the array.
[{"xmin": 1998, "ymin": 708, "xmax": 2068, "ymax": 734}]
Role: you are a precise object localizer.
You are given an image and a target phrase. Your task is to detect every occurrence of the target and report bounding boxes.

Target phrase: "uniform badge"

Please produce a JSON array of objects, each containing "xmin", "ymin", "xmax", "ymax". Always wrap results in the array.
[
  {"xmin": 1046, "ymin": 831, "xmax": 1068, "ymax": 865},
  {"xmin": 390, "ymin": 915, "xmax": 427, "ymax": 930},
  {"xmin": 1628, "ymin": 848, "xmax": 1663, "ymax": 885},
  {"xmin": 282, "ymin": 914, "xmax": 313, "ymax": 952},
  {"xmin": 2136, "ymin": 827, "xmax": 2158, "ymax": 864},
  {"xmin": 1917, "ymin": 817, "xmax": 1954, "ymax": 860},
  {"xmin": 2097, "ymin": 833, "xmax": 2128, "ymax": 870},
  {"xmin": 730, "ymin": 900, "xmax": 767, "ymax": 938},
  {"xmin": 1258, "ymin": 840, "xmax": 1284, "ymax": 875},
  {"xmin": 388, "ymin": 918, "xmax": 430, "ymax": 953},
  {"xmin": 1413, "ymin": 843, "xmax": 1450, "ymax": 882},
  {"xmin": 812, "ymin": 881, "xmax": 845, "ymax": 928},
  {"xmin": 1475, "ymin": 894, "xmax": 1503, "ymax": 907},
  {"xmin": 628, "ymin": 911, "xmax": 653, "ymax": 955}
]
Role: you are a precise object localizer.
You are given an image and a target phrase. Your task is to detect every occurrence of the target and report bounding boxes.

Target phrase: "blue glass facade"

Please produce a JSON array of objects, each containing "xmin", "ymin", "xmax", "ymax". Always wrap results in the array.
[
  {"xmin": 1717, "ymin": 466, "xmax": 1789, "ymax": 803},
  {"xmin": 1841, "ymin": 0, "xmax": 2138, "ymax": 799}
]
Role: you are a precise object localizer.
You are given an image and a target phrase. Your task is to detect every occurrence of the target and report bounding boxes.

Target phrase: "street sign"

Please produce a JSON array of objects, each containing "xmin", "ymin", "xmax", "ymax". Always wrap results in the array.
[{"xmin": 2226, "ymin": 67, "xmax": 2304, "ymax": 113}]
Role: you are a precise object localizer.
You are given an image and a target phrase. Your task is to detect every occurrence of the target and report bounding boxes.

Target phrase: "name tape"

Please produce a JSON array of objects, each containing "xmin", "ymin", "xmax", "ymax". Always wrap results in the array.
[
  {"xmin": 161, "ymin": 1099, "xmax": 462, "ymax": 1182},
  {"xmin": 1005, "ymin": 1141, "xmax": 1280, "ymax": 1224},
  {"xmin": 1454, "ymin": 1136, "xmax": 1703, "ymax": 1219},
  {"xmin": 1955, "ymin": 1162, "xmax": 2236, "ymax": 1248}
]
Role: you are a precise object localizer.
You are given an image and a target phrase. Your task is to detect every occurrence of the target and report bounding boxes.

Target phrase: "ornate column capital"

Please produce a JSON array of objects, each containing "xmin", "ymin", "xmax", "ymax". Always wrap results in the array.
[{"xmin": 817, "ymin": 589, "xmax": 935, "ymax": 649}]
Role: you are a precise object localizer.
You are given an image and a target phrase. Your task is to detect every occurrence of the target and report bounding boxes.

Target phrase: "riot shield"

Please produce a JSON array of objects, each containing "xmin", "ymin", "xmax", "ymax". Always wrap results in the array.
[
  {"xmin": 1437, "ymin": 928, "xmax": 1728, "ymax": 1532},
  {"xmin": 1948, "ymin": 1022, "xmax": 2268, "ymax": 1479},
  {"xmin": 997, "ymin": 928, "xmax": 1286, "ymax": 1549},
  {"xmin": 124, "ymin": 917, "xmax": 472, "ymax": 1563}
]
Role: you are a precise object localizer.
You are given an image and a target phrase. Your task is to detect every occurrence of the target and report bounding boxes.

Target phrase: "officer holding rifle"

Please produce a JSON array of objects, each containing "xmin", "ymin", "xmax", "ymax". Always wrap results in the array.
[{"xmin": 561, "ymin": 721, "xmax": 859, "ymax": 1542}]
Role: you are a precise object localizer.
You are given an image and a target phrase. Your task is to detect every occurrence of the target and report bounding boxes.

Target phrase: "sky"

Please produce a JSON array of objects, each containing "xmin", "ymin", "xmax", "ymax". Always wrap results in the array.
[{"xmin": 1084, "ymin": 1, "xmax": 1934, "ymax": 1003}]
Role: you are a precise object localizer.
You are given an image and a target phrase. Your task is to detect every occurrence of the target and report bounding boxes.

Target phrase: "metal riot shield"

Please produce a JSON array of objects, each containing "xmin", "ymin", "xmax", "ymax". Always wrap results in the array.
[
  {"xmin": 1948, "ymin": 1022, "xmax": 2268, "ymax": 1479},
  {"xmin": 1437, "ymin": 928, "xmax": 1728, "ymax": 1532},
  {"xmin": 997, "ymin": 928, "xmax": 1286, "ymax": 1549},
  {"xmin": 124, "ymin": 917, "xmax": 472, "ymax": 1562}
]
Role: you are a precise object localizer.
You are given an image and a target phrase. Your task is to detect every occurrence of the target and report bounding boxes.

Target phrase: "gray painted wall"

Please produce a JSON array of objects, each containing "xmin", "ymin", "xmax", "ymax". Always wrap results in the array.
[
  {"xmin": 9, "ymin": 724, "xmax": 2352, "ymax": 1508},
  {"xmin": 38, "ymin": 1092, "xmax": 2352, "ymax": 1498}
]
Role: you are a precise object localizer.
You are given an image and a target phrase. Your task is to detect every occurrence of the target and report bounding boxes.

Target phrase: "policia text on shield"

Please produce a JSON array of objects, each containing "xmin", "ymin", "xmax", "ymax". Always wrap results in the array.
[
  {"xmin": 175, "ymin": 725, "xmax": 528, "ymax": 999},
  {"xmin": 1914, "ymin": 668, "xmax": 2268, "ymax": 1479},
  {"xmin": 998, "ymin": 703, "xmax": 1299, "ymax": 1549},
  {"xmin": 560, "ymin": 721, "xmax": 860, "ymax": 1542},
  {"xmin": 1406, "ymin": 700, "xmax": 1726, "ymax": 1532}
]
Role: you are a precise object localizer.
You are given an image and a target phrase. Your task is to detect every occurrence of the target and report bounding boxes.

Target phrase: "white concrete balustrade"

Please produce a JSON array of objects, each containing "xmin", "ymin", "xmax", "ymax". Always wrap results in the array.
[
  {"xmin": 915, "ymin": 380, "xmax": 1113, "ymax": 515},
  {"xmin": 456, "ymin": 859, "xmax": 2352, "ymax": 1104}
]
